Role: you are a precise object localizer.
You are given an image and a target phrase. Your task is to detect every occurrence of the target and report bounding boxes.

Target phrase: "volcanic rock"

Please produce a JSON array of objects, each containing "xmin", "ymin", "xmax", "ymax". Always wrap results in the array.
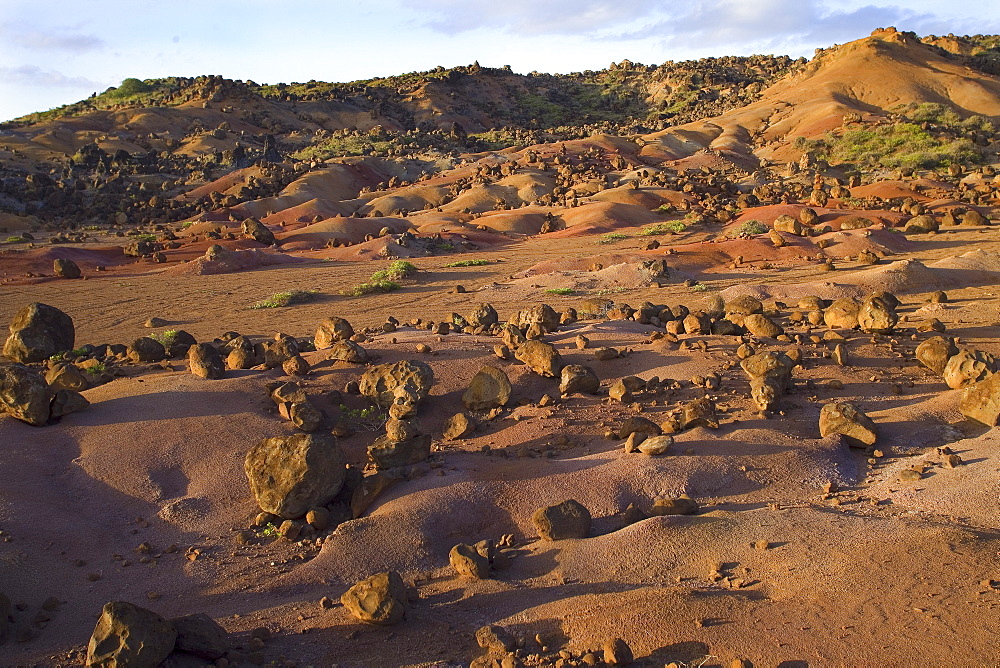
[
  {"xmin": 943, "ymin": 349, "xmax": 997, "ymax": 389},
  {"xmin": 314, "ymin": 317, "xmax": 355, "ymax": 349},
  {"xmin": 53, "ymin": 258, "xmax": 81, "ymax": 278},
  {"xmin": 819, "ymin": 402, "xmax": 878, "ymax": 446},
  {"xmin": 244, "ymin": 433, "xmax": 347, "ymax": 519},
  {"xmin": 559, "ymin": 364, "xmax": 600, "ymax": 395},
  {"xmin": 128, "ymin": 337, "xmax": 166, "ymax": 364},
  {"xmin": 463, "ymin": 366, "xmax": 512, "ymax": 410},
  {"xmin": 961, "ymin": 373, "xmax": 1000, "ymax": 426},
  {"xmin": 170, "ymin": 613, "xmax": 228, "ymax": 660},
  {"xmin": 86, "ymin": 601, "xmax": 177, "ymax": 668},
  {"xmin": 329, "ymin": 340, "xmax": 369, "ymax": 363},
  {"xmin": 188, "ymin": 343, "xmax": 224, "ymax": 379},
  {"xmin": 360, "ymin": 360, "xmax": 434, "ymax": 418},
  {"xmin": 0, "ymin": 363, "xmax": 51, "ymax": 426},
  {"xmin": 915, "ymin": 336, "xmax": 958, "ymax": 375},
  {"xmin": 3, "ymin": 302, "xmax": 75, "ymax": 363},
  {"xmin": 341, "ymin": 571, "xmax": 409, "ymax": 625},
  {"xmin": 533, "ymin": 499, "xmax": 591, "ymax": 540}
]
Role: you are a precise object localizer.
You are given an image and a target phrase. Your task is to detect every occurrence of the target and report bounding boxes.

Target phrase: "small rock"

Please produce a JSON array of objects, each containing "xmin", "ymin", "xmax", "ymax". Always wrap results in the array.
[{"xmin": 532, "ymin": 499, "xmax": 591, "ymax": 540}]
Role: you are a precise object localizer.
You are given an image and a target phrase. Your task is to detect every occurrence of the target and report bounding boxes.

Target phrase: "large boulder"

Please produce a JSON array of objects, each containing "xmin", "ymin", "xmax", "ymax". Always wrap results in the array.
[
  {"xmin": 314, "ymin": 317, "xmax": 354, "ymax": 349},
  {"xmin": 188, "ymin": 343, "xmax": 225, "ymax": 380},
  {"xmin": 244, "ymin": 433, "xmax": 346, "ymax": 519},
  {"xmin": 532, "ymin": 499, "xmax": 591, "ymax": 540},
  {"xmin": 916, "ymin": 336, "xmax": 958, "ymax": 375},
  {"xmin": 824, "ymin": 297, "xmax": 860, "ymax": 329},
  {"xmin": 467, "ymin": 303, "xmax": 499, "ymax": 328},
  {"xmin": 329, "ymin": 340, "xmax": 369, "ymax": 364},
  {"xmin": 514, "ymin": 340, "xmax": 563, "ymax": 377},
  {"xmin": 341, "ymin": 571, "xmax": 409, "ymax": 625},
  {"xmin": 819, "ymin": 402, "xmax": 877, "ymax": 446},
  {"xmin": 367, "ymin": 434, "xmax": 432, "ymax": 470},
  {"xmin": 241, "ymin": 217, "xmax": 275, "ymax": 245},
  {"xmin": 127, "ymin": 337, "xmax": 166, "ymax": 364},
  {"xmin": 513, "ymin": 304, "xmax": 560, "ymax": 334},
  {"xmin": 170, "ymin": 613, "xmax": 228, "ymax": 660},
  {"xmin": 961, "ymin": 372, "xmax": 1000, "ymax": 426},
  {"xmin": 773, "ymin": 215, "xmax": 804, "ymax": 235},
  {"xmin": 742, "ymin": 313, "xmax": 783, "ymax": 338},
  {"xmin": 3, "ymin": 303, "xmax": 74, "ymax": 363},
  {"xmin": 86, "ymin": 601, "xmax": 177, "ymax": 668},
  {"xmin": 0, "ymin": 363, "xmax": 51, "ymax": 426},
  {"xmin": 53, "ymin": 258, "xmax": 81, "ymax": 279},
  {"xmin": 360, "ymin": 360, "xmax": 434, "ymax": 419},
  {"xmin": 255, "ymin": 334, "xmax": 299, "ymax": 369},
  {"xmin": 462, "ymin": 366, "xmax": 512, "ymax": 411},
  {"xmin": 741, "ymin": 351, "xmax": 794, "ymax": 411},
  {"xmin": 858, "ymin": 295, "xmax": 898, "ymax": 334},
  {"xmin": 943, "ymin": 349, "xmax": 997, "ymax": 389},
  {"xmin": 559, "ymin": 364, "xmax": 600, "ymax": 395}
]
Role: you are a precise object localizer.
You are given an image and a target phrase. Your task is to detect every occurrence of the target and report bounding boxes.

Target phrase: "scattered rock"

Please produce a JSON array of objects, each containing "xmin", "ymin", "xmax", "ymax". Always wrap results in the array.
[
  {"xmin": 637, "ymin": 435, "xmax": 673, "ymax": 456},
  {"xmin": 559, "ymin": 364, "xmax": 600, "ymax": 395},
  {"xmin": 188, "ymin": 343, "xmax": 225, "ymax": 379},
  {"xmin": 824, "ymin": 297, "xmax": 860, "ymax": 329},
  {"xmin": 360, "ymin": 360, "xmax": 434, "ymax": 419},
  {"xmin": 171, "ymin": 613, "xmax": 229, "ymax": 660},
  {"xmin": 943, "ymin": 349, "xmax": 997, "ymax": 389},
  {"xmin": 743, "ymin": 313, "xmax": 783, "ymax": 338},
  {"xmin": 650, "ymin": 495, "xmax": 699, "ymax": 516},
  {"xmin": 241, "ymin": 217, "xmax": 275, "ymax": 245},
  {"xmin": 3, "ymin": 302, "xmax": 75, "ymax": 363},
  {"xmin": 680, "ymin": 397, "xmax": 719, "ymax": 430},
  {"xmin": 314, "ymin": 317, "xmax": 355, "ymax": 348},
  {"xmin": 443, "ymin": 412, "xmax": 476, "ymax": 439},
  {"xmin": 329, "ymin": 340, "xmax": 369, "ymax": 364},
  {"xmin": 961, "ymin": 372, "xmax": 1000, "ymax": 426},
  {"xmin": 0, "ymin": 363, "xmax": 51, "ymax": 426},
  {"xmin": 514, "ymin": 339, "xmax": 563, "ymax": 377},
  {"xmin": 532, "ymin": 499, "xmax": 591, "ymax": 540},
  {"xmin": 341, "ymin": 571, "xmax": 409, "ymax": 625},
  {"xmin": 53, "ymin": 258, "xmax": 81, "ymax": 278},
  {"xmin": 741, "ymin": 351, "xmax": 794, "ymax": 411},
  {"xmin": 244, "ymin": 433, "xmax": 347, "ymax": 519},
  {"xmin": 463, "ymin": 366, "xmax": 512, "ymax": 411},
  {"xmin": 916, "ymin": 336, "xmax": 958, "ymax": 375},
  {"xmin": 86, "ymin": 601, "xmax": 177, "ymax": 668},
  {"xmin": 450, "ymin": 543, "xmax": 491, "ymax": 579},
  {"xmin": 128, "ymin": 337, "xmax": 167, "ymax": 364},
  {"xmin": 819, "ymin": 401, "xmax": 878, "ymax": 446},
  {"xmin": 858, "ymin": 295, "xmax": 898, "ymax": 334}
]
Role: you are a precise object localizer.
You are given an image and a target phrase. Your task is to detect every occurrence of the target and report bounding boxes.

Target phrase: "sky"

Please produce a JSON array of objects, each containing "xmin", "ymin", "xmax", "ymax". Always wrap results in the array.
[{"xmin": 1, "ymin": 0, "xmax": 999, "ymax": 122}]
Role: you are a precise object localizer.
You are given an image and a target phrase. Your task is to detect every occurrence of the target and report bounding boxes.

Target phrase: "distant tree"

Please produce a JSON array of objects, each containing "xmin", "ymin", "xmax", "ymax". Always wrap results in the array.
[{"xmin": 116, "ymin": 78, "xmax": 151, "ymax": 97}]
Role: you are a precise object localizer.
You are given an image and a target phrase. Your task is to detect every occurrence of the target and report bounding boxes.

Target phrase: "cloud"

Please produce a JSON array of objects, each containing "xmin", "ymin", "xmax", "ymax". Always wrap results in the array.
[
  {"xmin": 419, "ymin": 0, "xmax": 664, "ymax": 36},
  {"xmin": 0, "ymin": 64, "xmax": 102, "ymax": 88},
  {"xmin": 1, "ymin": 24, "xmax": 105, "ymax": 53}
]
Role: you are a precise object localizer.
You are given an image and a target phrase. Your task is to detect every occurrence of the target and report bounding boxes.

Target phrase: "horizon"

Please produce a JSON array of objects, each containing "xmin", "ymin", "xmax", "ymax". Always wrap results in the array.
[{"xmin": 2, "ymin": 0, "xmax": 1000, "ymax": 123}]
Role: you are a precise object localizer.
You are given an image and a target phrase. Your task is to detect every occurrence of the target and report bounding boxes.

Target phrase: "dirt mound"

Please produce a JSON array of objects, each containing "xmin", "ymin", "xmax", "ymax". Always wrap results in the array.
[
  {"xmin": 275, "ymin": 217, "xmax": 414, "ymax": 249},
  {"xmin": 164, "ymin": 247, "xmax": 313, "ymax": 275}
]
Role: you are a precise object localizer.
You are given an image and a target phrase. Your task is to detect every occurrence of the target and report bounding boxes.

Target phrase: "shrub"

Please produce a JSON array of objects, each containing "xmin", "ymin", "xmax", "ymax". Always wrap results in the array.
[
  {"xmin": 116, "ymin": 78, "xmax": 152, "ymax": 97},
  {"xmin": 598, "ymin": 232, "xmax": 628, "ymax": 244},
  {"xmin": 640, "ymin": 221, "xmax": 686, "ymax": 236},
  {"xmin": 5, "ymin": 236, "xmax": 25, "ymax": 243},
  {"xmin": 732, "ymin": 220, "xmax": 769, "ymax": 237},
  {"xmin": 370, "ymin": 260, "xmax": 417, "ymax": 282},
  {"xmin": 545, "ymin": 287, "xmax": 574, "ymax": 295},
  {"xmin": 444, "ymin": 259, "xmax": 491, "ymax": 267},
  {"xmin": 344, "ymin": 279, "xmax": 400, "ymax": 296},
  {"xmin": 250, "ymin": 289, "xmax": 318, "ymax": 309},
  {"xmin": 826, "ymin": 122, "xmax": 980, "ymax": 169}
]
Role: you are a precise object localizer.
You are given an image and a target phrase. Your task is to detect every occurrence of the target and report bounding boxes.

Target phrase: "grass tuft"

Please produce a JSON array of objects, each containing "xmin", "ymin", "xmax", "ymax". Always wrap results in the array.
[
  {"xmin": 444, "ymin": 259, "xmax": 492, "ymax": 267},
  {"xmin": 640, "ymin": 221, "xmax": 686, "ymax": 236},
  {"xmin": 545, "ymin": 287, "xmax": 574, "ymax": 295},
  {"xmin": 598, "ymin": 232, "xmax": 629, "ymax": 244},
  {"xmin": 250, "ymin": 289, "xmax": 318, "ymax": 309}
]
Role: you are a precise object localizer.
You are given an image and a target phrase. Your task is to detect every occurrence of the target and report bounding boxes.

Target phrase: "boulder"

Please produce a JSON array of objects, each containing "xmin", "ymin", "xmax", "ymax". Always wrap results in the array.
[
  {"xmin": 741, "ymin": 351, "xmax": 794, "ymax": 411},
  {"xmin": 127, "ymin": 337, "xmax": 166, "ymax": 364},
  {"xmin": 603, "ymin": 638, "xmax": 634, "ymax": 666},
  {"xmin": 45, "ymin": 363, "xmax": 89, "ymax": 392},
  {"xmin": 443, "ymin": 412, "xmax": 476, "ymax": 439},
  {"xmin": 650, "ymin": 495, "xmax": 699, "ymax": 516},
  {"xmin": 476, "ymin": 625, "xmax": 517, "ymax": 654},
  {"xmin": 916, "ymin": 336, "xmax": 958, "ymax": 375},
  {"xmin": 170, "ymin": 613, "xmax": 228, "ymax": 660},
  {"xmin": 858, "ymin": 295, "xmax": 898, "ymax": 334},
  {"xmin": 188, "ymin": 343, "xmax": 224, "ymax": 379},
  {"xmin": 680, "ymin": 397, "xmax": 719, "ymax": 429},
  {"xmin": 462, "ymin": 366, "xmax": 512, "ymax": 410},
  {"xmin": 513, "ymin": 304, "xmax": 560, "ymax": 333},
  {"xmin": 618, "ymin": 416, "xmax": 661, "ymax": 439},
  {"xmin": 360, "ymin": 360, "xmax": 434, "ymax": 418},
  {"xmin": 449, "ymin": 543, "xmax": 491, "ymax": 579},
  {"xmin": 329, "ymin": 340, "xmax": 369, "ymax": 363},
  {"xmin": 960, "ymin": 370, "xmax": 1000, "ymax": 425},
  {"xmin": 742, "ymin": 313, "xmax": 783, "ymax": 338},
  {"xmin": 824, "ymin": 297, "xmax": 860, "ymax": 329},
  {"xmin": 53, "ymin": 258, "xmax": 81, "ymax": 278},
  {"xmin": 314, "ymin": 317, "xmax": 354, "ymax": 349},
  {"xmin": 244, "ymin": 433, "xmax": 346, "ymax": 519},
  {"xmin": 3, "ymin": 303, "xmax": 75, "ymax": 363},
  {"xmin": 367, "ymin": 434, "xmax": 431, "ymax": 470},
  {"xmin": 256, "ymin": 335, "xmax": 299, "ymax": 369},
  {"xmin": 819, "ymin": 402, "xmax": 877, "ymax": 446},
  {"xmin": 904, "ymin": 214, "xmax": 938, "ymax": 234},
  {"xmin": 943, "ymin": 349, "xmax": 997, "ymax": 389},
  {"xmin": 50, "ymin": 389, "xmax": 90, "ymax": 418},
  {"xmin": 341, "ymin": 571, "xmax": 409, "ymax": 625},
  {"xmin": 514, "ymin": 340, "xmax": 563, "ymax": 377},
  {"xmin": 467, "ymin": 303, "xmax": 498, "ymax": 328},
  {"xmin": 559, "ymin": 364, "xmax": 600, "ymax": 395},
  {"xmin": 637, "ymin": 435, "xmax": 674, "ymax": 456},
  {"xmin": 241, "ymin": 217, "xmax": 275, "ymax": 245},
  {"xmin": 533, "ymin": 499, "xmax": 591, "ymax": 540},
  {"xmin": 0, "ymin": 363, "xmax": 51, "ymax": 426},
  {"xmin": 86, "ymin": 601, "xmax": 177, "ymax": 668},
  {"xmin": 772, "ymin": 215, "xmax": 804, "ymax": 235}
]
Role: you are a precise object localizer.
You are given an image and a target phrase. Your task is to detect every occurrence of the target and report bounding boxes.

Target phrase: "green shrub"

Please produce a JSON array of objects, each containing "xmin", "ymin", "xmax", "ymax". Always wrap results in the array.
[
  {"xmin": 370, "ymin": 260, "xmax": 417, "ymax": 282},
  {"xmin": 732, "ymin": 220, "xmax": 769, "ymax": 237},
  {"xmin": 444, "ymin": 259, "xmax": 491, "ymax": 267},
  {"xmin": 250, "ymin": 289, "xmax": 318, "ymax": 309},
  {"xmin": 640, "ymin": 221, "xmax": 686, "ymax": 236},
  {"xmin": 545, "ymin": 287, "xmax": 574, "ymax": 295},
  {"xmin": 598, "ymin": 232, "xmax": 628, "ymax": 244},
  {"xmin": 826, "ymin": 122, "xmax": 980, "ymax": 169},
  {"xmin": 343, "ymin": 279, "xmax": 401, "ymax": 296},
  {"xmin": 5, "ymin": 236, "xmax": 25, "ymax": 243}
]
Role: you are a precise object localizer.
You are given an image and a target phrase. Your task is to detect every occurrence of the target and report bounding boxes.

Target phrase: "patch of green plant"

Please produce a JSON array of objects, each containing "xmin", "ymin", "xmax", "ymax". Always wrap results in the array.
[
  {"xmin": 84, "ymin": 362, "xmax": 107, "ymax": 375},
  {"xmin": 150, "ymin": 330, "xmax": 179, "ymax": 346},
  {"xmin": 598, "ymin": 232, "xmax": 629, "ymax": 244},
  {"xmin": 343, "ymin": 279, "xmax": 401, "ymax": 297},
  {"xmin": 594, "ymin": 287, "xmax": 629, "ymax": 296},
  {"xmin": 181, "ymin": 221, "xmax": 194, "ymax": 229},
  {"xmin": 82, "ymin": 225, "xmax": 102, "ymax": 231},
  {"xmin": 370, "ymin": 260, "xmax": 417, "ymax": 282},
  {"xmin": 691, "ymin": 283, "xmax": 707, "ymax": 292},
  {"xmin": 259, "ymin": 523, "xmax": 279, "ymax": 538},
  {"xmin": 444, "ymin": 259, "xmax": 491, "ymax": 267},
  {"xmin": 655, "ymin": 204, "xmax": 675, "ymax": 214},
  {"xmin": 135, "ymin": 233, "xmax": 157, "ymax": 242},
  {"xmin": 640, "ymin": 221, "xmax": 686, "ymax": 236},
  {"xmin": 338, "ymin": 403, "xmax": 387, "ymax": 430},
  {"xmin": 731, "ymin": 220, "xmax": 769, "ymax": 237},
  {"xmin": 249, "ymin": 289, "xmax": 318, "ymax": 309},
  {"xmin": 545, "ymin": 287, "xmax": 574, "ymax": 295},
  {"xmin": 823, "ymin": 122, "xmax": 981, "ymax": 169},
  {"xmin": 5, "ymin": 236, "xmax": 25, "ymax": 243}
]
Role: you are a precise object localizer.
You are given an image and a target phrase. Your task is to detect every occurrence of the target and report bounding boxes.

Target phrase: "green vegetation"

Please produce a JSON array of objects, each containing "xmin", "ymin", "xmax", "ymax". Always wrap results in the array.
[
  {"xmin": 444, "ymin": 259, "xmax": 492, "ymax": 267},
  {"xmin": 545, "ymin": 287, "xmax": 575, "ymax": 295},
  {"xmin": 135, "ymin": 233, "xmax": 157, "ymax": 242},
  {"xmin": 5, "ymin": 236, "xmax": 26, "ymax": 243},
  {"xmin": 825, "ymin": 122, "xmax": 979, "ymax": 169},
  {"xmin": 691, "ymin": 283, "xmax": 708, "ymax": 292},
  {"xmin": 343, "ymin": 279, "xmax": 401, "ymax": 296},
  {"xmin": 344, "ymin": 262, "xmax": 415, "ymax": 296},
  {"xmin": 598, "ymin": 232, "xmax": 629, "ymax": 244},
  {"xmin": 259, "ymin": 523, "xmax": 279, "ymax": 538},
  {"xmin": 371, "ymin": 260, "xmax": 417, "ymax": 282},
  {"xmin": 84, "ymin": 362, "xmax": 107, "ymax": 375},
  {"xmin": 249, "ymin": 289, "xmax": 318, "ymax": 309},
  {"xmin": 640, "ymin": 221, "xmax": 686, "ymax": 236},
  {"xmin": 338, "ymin": 403, "xmax": 388, "ymax": 430},
  {"xmin": 150, "ymin": 330, "xmax": 179, "ymax": 346},
  {"xmin": 731, "ymin": 220, "xmax": 769, "ymax": 237}
]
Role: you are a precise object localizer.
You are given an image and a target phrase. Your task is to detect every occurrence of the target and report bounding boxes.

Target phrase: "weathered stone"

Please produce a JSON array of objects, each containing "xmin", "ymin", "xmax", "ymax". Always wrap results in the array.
[
  {"xmin": 743, "ymin": 313, "xmax": 783, "ymax": 338},
  {"xmin": 650, "ymin": 495, "xmax": 699, "ymax": 516},
  {"xmin": 773, "ymin": 215, "xmax": 804, "ymax": 235},
  {"xmin": 680, "ymin": 397, "xmax": 719, "ymax": 429},
  {"xmin": 314, "ymin": 317, "xmax": 354, "ymax": 349},
  {"xmin": 244, "ymin": 433, "xmax": 346, "ymax": 519},
  {"xmin": 443, "ymin": 412, "xmax": 476, "ymax": 439},
  {"xmin": 170, "ymin": 613, "xmax": 228, "ymax": 660},
  {"xmin": 241, "ymin": 217, "xmax": 275, "ymax": 245},
  {"xmin": 287, "ymin": 400, "xmax": 323, "ymax": 432},
  {"xmin": 462, "ymin": 366, "xmax": 512, "ymax": 411},
  {"xmin": 618, "ymin": 416, "xmax": 661, "ymax": 439},
  {"xmin": 3, "ymin": 303, "xmax": 75, "ymax": 363},
  {"xmin": 819, "ymin": 402, "xmax": 877, "ymax": 446},
  {"xmin": 45, "ymin": 363, "xmax": 89, "ymax": 392},
  {"xmin": 86, "ymin": 601, "xmax": 177, "ymax": 668},
  {"xmin": 514, "ymin": 304, "xmax": 560, "ymax": 333},
  {"xmin": 514, "ymin": 340, "xmax": 563, "ymax": 377},
  {"xmin": 0, "ymin": 363, "xmax": 50, "ymax": 426},
  {"xmin": 368, "ymin": 434, "xmax": 431, "ymax": 469},
  {"xmin": 824, "ymin": 297, "xmax": 860, "ymax": 329},
  {"xmin": 741, "ymin": 351, "xmax": 794, "ymax": 411},
  {"xmin": 341, "ymin": 571, "xmax": 409, "ymax": 625},
  {"xmin": 961, "ymin": 373, "xmax": 1000, "ymax": 426},
  {"xmin": 858, "ymin": 295, "xmax": 898, "ymax": 334},
  {"xmin": 256, "ymin": 335, "xmax": 299, "ymax": 369},
  {"xmin": 593, "ymin": 346, "xmax": 619, "ymax": 360},
  {"xmin": 450, "ymin": 543, "xmax": 491, "ymax": 579},
  {"xmin": 559, "ymin": 364, "xmax": 600, "ymax": 395},
  {"xmin": 637, "ymin": 435, "xmax": 674, "ymax": 456},
  {"xmin": 50, "ymin": 389, "xmax": 89, "ymax": 418},
  {"xmin": 329, "ymin": 340, "xmax": 369, "ymax": 363},
  {"xmin": 532, "ymin": 499, "xmax": 591, "ymax": 540},
  {"xmin": 500, "ymin": 323, "xmax": 527, "ymax": 351},
  {"xmin": 603, "ymin": 638, "xmax": 634, "ymax": 666},
  {"xmin": 360, "ymin": 360, "xmax": 434, "ymax": 418},
  {"xmin": 943, "ymin": 349, "xmax": 997, "ymax": 389},
  {"xmin": 467, "ymin": 303, "xmax": 499, "ymax": 328},
  {"xmin": 128, "ymin": 337, "xmax": 166, "ymax": 364},
  {"xmin": 53, "ymin": 258, "xmax": 81, "ymax": 279},
  {"xmin": 916, "ymin": 336, "xmax": 958, "ymax": 375},
  {"xmin": 282, "ymin": 354, "xmax": 310, "ymax": 376},
  {"xmin": 476, "ymin": 625, "xmax": 516, "ymax": 653},
  {"xmin": 188, "ymin": 343, "xmax": 224, "ymax": 379}
]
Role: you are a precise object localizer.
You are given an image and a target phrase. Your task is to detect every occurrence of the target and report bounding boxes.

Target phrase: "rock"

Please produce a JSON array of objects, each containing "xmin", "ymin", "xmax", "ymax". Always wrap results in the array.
[
  {"xmin": 741, "ymin": 351, "xmax": 794, "ymax": 411},
  {"xmin": 45, "ymin": 363, "xmax": 89, "ymax": 392},
  {"xmin": 368, "ymin": 434, "xmax": 431, "ymax": 469},
  {"xmin": 501, "ymin": 324, "xmax": 527, "ymax": 351},
  {"xmin": 559, "ymin": 364, "xmax": 600, "ymax": 395},
  {"xmin": 341, "ymin": 571, "xmax": 409, "ymax": 625},
  {"xmin": 943, "ymin": 349, "xmax": 997, "ymax": 389},
  {"xmin": 286, "ymin": 400, "xmax": 323, "ymax": 432},
  {"xmin": 742, "ymin": 313, "xmax": 783, "ymax": 338},
  {"xmin": 3, "ymin": 302, "xmax": 75, "ymax": 363},
  {"xmin": 905, "ymin": 214, "xmax": 938, "ymax": 233},
  {"xmin": 244, "ymin": 433, "xmax": 346, "ymax": 519},
  {"xmin": 443, "ymin": 412, "xmax": 476, "ymax": 439},
  {"xmin": 476, "ymin": 625, "xmax": 516, "ymax": 653},
  {"xmin": 128, "ymin": 337, "xmax": 166, "ymax": 364},
  {"xmin": 618, "ymin": 416, "xmax": 661, "ymax": 439},
  {"xmin": 53, "ymin": 258, "xmax": 81, "ymax": 278},
  {"xmin": 385, "ymin": 417, "xmax": 420, "ymax": 441},
  {"xmin": 824, "ymin": 297, "xmax": 860, "ymax": 329},
  {"xmin": 609, "ymin": 375, "xmax": 645, "ymax": 403},
  {"xmin": 450, "ymin": 543, "xmax": 491, "ymax": 579},
  {"xmin": 961, "ymin": 373, "xmax": 1000, "ymax": 426},
  {"xmin": 773, "ymin": 215, "xmax": 804, "ymax": 235},
  {"xmin": 462, "ymin": 366, "xmax": 512, "ymax": 410},
  {"xmin": 650, "ymin": 495, "xmax": 699, "ymax": 515},
  {"xmin": 314, "ymin": 317, "xmax": 354, "ymax": 349},
  {"xmin": 86, "ymin": 601, "xmax": 177, "ymax": 668},
  {"xmin": 282, "ymin": 355, "xmax": 310, "ymax": 376},
  {"xmin": 593, "ymin": 346, "xmax": 619, "ymax": 360},
  {"xmin": 858, "ymin": 295, "xmax": 898, "ymax": 334},
  {"xmin": 256, "ymin": 334, "xmax": 299, "ymax": 369},
  {"xmin": 514, "ymin": 339, "xmax": 563, "ymax": 377},
  {"xmin": 0, "ymin": 363, "xmax": 50, "ymax": 425},
  {"xmin": 329, "ymin": 340, "xmax": 369, "ymax": 363},
  {"xmin": 170, "ymin": 613, "xmax": 228, "ymax": 660},
  {"xmin": 50, "ymin": 388, "xmax": 90, "ymax": 418},
  {"xmin": 271, "ymin": 381, "xmax": 308, "ymax": 405},
  {"xmin": 144, "ymin": 317, "xmax": 168, "ymax": 328},
  {"xmin": 819, "ymin": 402, "xmax": 877, "ymax": 446},
  {"xmin": 514, "ymin": 304, "xmax": 560, "ymax": 333},
  {"xmin": 467, "ymin": 303, "xmax": 499, "ymax": 328},
  {"xmin": 680, "ymin": 397, "xmax": 719, "ymax": 429},
  {"xmin": 637, "ymin": 435, "xmax": 674, "ymax": 456},
  {"xmin": 839, "ymin": 216, "xmax": 873, "ymax": 230},
  {"xmin": 603, "ymin": 638, "xmax": 634, "ymax": 665},
  {"xmin": 225, "ymin": 336, "xmax": 257, "ymax": 369},
  {"xmin": 241, "ymin": 218, "xmax": 275, "ymax": 245},
  {"xmin": 188, "ymin": 343, "xmax": 224, "ymax": 379},
  {"xmin": 962, "ymin": 209, "xmax": 988, "ymax": 226},
  {"xmin": 916, "ymin": 336, "xmax": 958, "ymax": 375},
  {"xmin": 532, "ymin": 499, "xmax": 591, "ymax": 540},
  {"xmin": 623, "ymin": 431, "xmax": 646, "ymax": 453},
  {"xmin": 360, "ymin": 360, "xmax": 434, "ymax": 418},
  {"xmin": 157, "ymin": 330, "xmax": 197, "ymax": 358}
]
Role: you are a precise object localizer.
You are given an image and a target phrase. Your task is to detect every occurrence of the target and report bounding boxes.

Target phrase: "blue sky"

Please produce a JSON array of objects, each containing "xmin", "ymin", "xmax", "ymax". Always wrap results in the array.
[{"xmin": 1, "ymin": 0, "xmax": 998, "ymax": 122}]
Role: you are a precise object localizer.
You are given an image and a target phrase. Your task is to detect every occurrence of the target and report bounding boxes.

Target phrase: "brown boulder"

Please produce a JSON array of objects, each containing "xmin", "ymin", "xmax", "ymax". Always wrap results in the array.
[
  {"xmin": 53, "ymin": 258, "xmax": 81, "ymax": 278},
  {"xmin": 341, "ymin": 571, "xmax": 409, "ymax": 625},
  {"xmin": 533, "ymin": 499, "xmax": 591, "ymax": 540},
  {"xmin": 360, "ymin": 360, "xmax": 434, "ymax": 418},
  {"xmin": 0, "ymin": 363, "xmax": 51, "ymax": 426},
  {"xmin": 244, "ymin": 433, "xmax": 346, "ymax": 519},
  {"xmin": 915, "ymin": 336, "xmax": 958, "ymax": 375},
  {"xmin": 314, "ymin": 317, "xmax": 354, "ymax": 349},
  {"xmin": 3, "ymin": 302, "xmax": 75, "ymax": 363},
  {"xmin": 819, "ymin": 402, "xmax": 877, "ymax": 446},
  {"xmin": 515, "ymin": 339, "xmax": 563, "ymax": 377},
  {"xmin": 86, "ymin": 601, "xmax": 177, "ymax": 668},
  {"xmin": 943, "ymin": 349, "xmax": 997, "ymax": 390},
  {"xmin": 188, "ymin": 343, "xmax": 224, "ymax": 379}
]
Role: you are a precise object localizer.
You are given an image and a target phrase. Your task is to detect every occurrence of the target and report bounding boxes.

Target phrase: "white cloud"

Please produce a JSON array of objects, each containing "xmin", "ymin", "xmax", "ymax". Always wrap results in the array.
[{"xmin": 0, "ymin": 64, "xmax": 101, "ymax": 88}]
